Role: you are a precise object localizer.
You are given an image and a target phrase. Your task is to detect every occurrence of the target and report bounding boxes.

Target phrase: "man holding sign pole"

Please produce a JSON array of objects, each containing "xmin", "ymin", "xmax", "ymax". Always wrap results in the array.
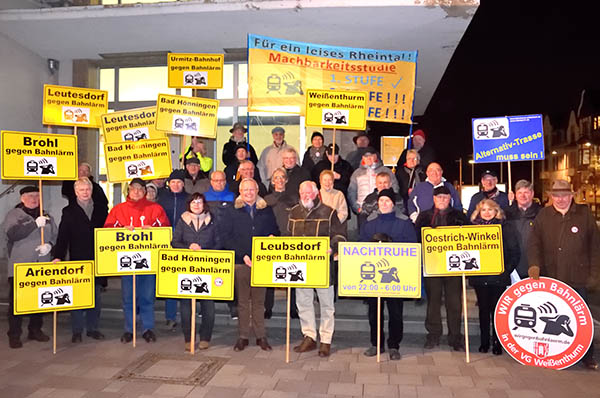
[{"xmin": 5, "ymin": 186, "xmax": 57, "ymax": 348}]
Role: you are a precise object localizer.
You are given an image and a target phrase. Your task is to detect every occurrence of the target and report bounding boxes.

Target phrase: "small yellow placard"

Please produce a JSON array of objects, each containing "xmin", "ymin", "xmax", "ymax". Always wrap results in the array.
[
  {"xmin": 251, "ymin": 237, "xmax": 330, "ymax": 288},
  {"xmin": 1, "ymin": 130, "xmax": 78, "ymax": 181},
  {"xmin": 338, "ymin": 242, "xmax": 421, "ymax": 298},
  {"xmin": 43, "ymin": 84, "xmax": 108, "ymax": 128},
  {"xmin": 13, "ymin": 261, "xmax": 95, "ymax": 315},
  {"xmin": 103, "ymin": 138, "xmax": 172, "ymax": 183},
  {"xmin": 156, "ymin": 249, "xmax": 235, "ymax": 300},
  {"xmin": 155, "ymin": 94, "xmax": 219, "ymax": 138},
  {"xmin": 421, "ymin": 224, "xmax": 504, "ymax": 276},
  {"xmin": 167, "ymin": 53, "xmax": 224, "ymax": 89},
  {"xmin": 101, "ymin": 107, "xmax": 165, "ymax": 143},
  {"xmin": 95, "ymin": 228, "xmax": 172, "ymax": 277},
  {"xmin": 305, "ymin": 89, "xmax": 367, "ymax": 130},
  {"xmin": 381, "ymin": 136, "xmax": 406, "ymax": 167}
]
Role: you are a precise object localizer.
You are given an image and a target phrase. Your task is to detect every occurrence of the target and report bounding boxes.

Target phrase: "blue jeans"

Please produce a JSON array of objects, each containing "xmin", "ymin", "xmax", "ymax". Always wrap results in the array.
[
  {"xmin": 121, "ymin": 275, "xmax": 155, "ymax": 333},
  {"xmin": 71, "ymin": 281, "xmax": 101, "ymax": 333},
  {"xmin": 180, "ymin": 299, "xmax": 215, "ymax": 342},
  {"xmin": 165, "ymin": 299, "xmax": 179, "ymax": 322}
]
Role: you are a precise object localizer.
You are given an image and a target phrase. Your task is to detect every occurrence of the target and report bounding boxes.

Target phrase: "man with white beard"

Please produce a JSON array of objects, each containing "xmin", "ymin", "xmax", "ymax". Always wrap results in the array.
[{"xmin": 287, "ymin": 181, "xmax": 347, "ymax": 357}]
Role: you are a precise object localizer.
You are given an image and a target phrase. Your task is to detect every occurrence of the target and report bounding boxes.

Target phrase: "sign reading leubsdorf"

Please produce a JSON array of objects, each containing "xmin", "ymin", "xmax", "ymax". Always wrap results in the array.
[{"xmin": 495, "ymin": 277, "xmax": 594, "ymax": 370}]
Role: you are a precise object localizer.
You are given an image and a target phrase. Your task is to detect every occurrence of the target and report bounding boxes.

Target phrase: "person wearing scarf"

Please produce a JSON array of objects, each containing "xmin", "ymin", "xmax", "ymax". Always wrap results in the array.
[{"xmin": 301, "ymin": 131, "xmax": 326, "ymax": 171}]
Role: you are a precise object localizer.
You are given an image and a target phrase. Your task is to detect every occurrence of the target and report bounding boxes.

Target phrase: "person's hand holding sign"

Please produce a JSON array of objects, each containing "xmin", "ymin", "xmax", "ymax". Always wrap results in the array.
[
  {"xmin": 189, "ymin": 243, "xmax": 202, "ymax": 251},
  {"xmin": 243, "ymin": 255, "xmax": 252, "ymax": 267}
]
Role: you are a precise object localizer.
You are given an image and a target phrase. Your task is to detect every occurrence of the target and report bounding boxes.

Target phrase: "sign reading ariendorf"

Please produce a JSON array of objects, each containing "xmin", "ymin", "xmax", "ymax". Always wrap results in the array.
[
  {"xmin": 305, "ymin": 89, "xmax": 367, "ymax": 130},
  {"xmin": 43, "ymin": 84, "xmax": 108, "ymax": 128},
  {"xmin": 251, "ymin": 237, "xmax": 330, "ymax": 288},
  {"xmin": 338, "ymin": 242, "xmax": 421, "ymax": 298},
  {"xmin": 156, "ymin": 249, "xmax": 235, "ymax": 300},
  {"xmin": 495, "ymin": 277, "xmax": 594, "ymax": 370},
  {"xmin": 104, "ymin": 138, "xmax": 172, "ymax": 182},
  {"xmin": 13, "ymin": 261, "xmax": 95, "ymax": 315},
  {"xmin": 95, "ymin": 228, "xmax": 172, "ymax": 277},
  {"xmin": 421, "ymin": 224, "xmax": 504, "ymax": 276},
  {"xmin": 1, "ymin": 130, "xmax": 78, "ymax": 181}
]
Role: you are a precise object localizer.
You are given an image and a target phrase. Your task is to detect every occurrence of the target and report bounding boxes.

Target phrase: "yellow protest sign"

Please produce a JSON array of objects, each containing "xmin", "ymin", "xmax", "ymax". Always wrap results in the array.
[
  {"xmin": 167, "ymin": 53, "xmax": 224, "ymax": 89},
  {"xmin": 103, "ymin": 138, "xmax": 172, "ymax": 183},
  {"xmin": 421, "ymin": 224, "xmax": 504, "ymax": 276},
  {"xmin": 95, "ymin": 228, "xmax": 172, "ymax": 276},
  {"xmin": 338, "ymin": 242, "xmax": 421, "ymax": 298},
  {"xmin": 1, "ymin": 130, "xmax": 77, "ymax": 181},
  {"xmin": 101, "ymin": 107, "xmax": 165, "ymax": 143},
  {"xmin": 156, "ymin": 249, "xmax": 235, "ymax": 300},
  {"xmin": 43, "ymin": 84, "xmax": 108, "ymax": 128},
  {"xmin": 251, "ymin": 237, "xmax": 330, "ymax": 288},
  {"xmin": 155, "ymin": 94, "xmax": 219, "ymax": 138},
  {"xmin": 305, "ymin": 89, "xmax": 367, "ymax": 130},
  {"xmin": 13, "ymin": 261, "xmax": 95, "ymax": 315}
]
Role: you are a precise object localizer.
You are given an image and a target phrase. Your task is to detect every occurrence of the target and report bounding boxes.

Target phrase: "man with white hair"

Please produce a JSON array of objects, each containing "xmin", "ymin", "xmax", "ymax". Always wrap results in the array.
[{"xmin": 288, "ymin": 181, "xmax": 347, "ymax": 357}]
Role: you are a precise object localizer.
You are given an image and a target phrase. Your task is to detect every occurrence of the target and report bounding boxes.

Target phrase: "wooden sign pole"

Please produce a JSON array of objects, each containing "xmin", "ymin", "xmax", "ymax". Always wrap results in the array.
[
  {"xmin": 330, "ymin": 128, "xmax": 336, "ymax": 172},
  {"xmin": 132, "ymin": 273, "xmax": 136, "ymax": 348},
  {"xmin": 190, "ymin": 298, "xmax": 196, "ymax": 355},
  {"xmin": 462, "ymin": 273, "xmax": 470, "ymax": 363},
  {"xmin": 376, "ymin": 296, "xmax": 381, "ymax": 363},
  {"xmin": 286, "ymin": 286, "xmax": 291, "ymax": 363},
  {"xmin": 39, "ymin": 179, "xmax": 57, "ymax": 354}
]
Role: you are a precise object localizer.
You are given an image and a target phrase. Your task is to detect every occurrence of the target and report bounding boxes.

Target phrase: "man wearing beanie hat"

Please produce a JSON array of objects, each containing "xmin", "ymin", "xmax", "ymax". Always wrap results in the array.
[
  {"xmin": 4, "ymin": 185, "xmax": 58, "ymax": 348},
  {"xmin": 466, "ymin": 169, "xmax": 509, "ymax": 219},
  {"xmin": 257, "ymin": 126, "xmax": 298, "ymax": 185},
  {"xmin": 222, "ymin": 122, "xmax": 258, "ymax": 167},
  {"xmin": 225, "ymin": 143, "xmax": 251, "ymax": 184},
  {"xmin": 301, "ymin": 131, "xmax": 326, "ymax": 171},
  {"xmin": 396, "ymin": 129, "xmax": 436, "ymax": 170},
  {"xmin": 359, "ymin": 188, "xmax": 417, "ymax": 360},
  {"xmin": 311, "ymin": 143, "xmax": 353, "ymax": 196},
  {"xmin": 157, "ymin": 169, "xmax": 190, "ymax": 330},
  {"xmin": 359, "ymin": 171, "xmax": 407, "ymax": 226},
  {"xmin": 415, "ymin": 185, "xmax": 468, "ymax": 352},
  {"xmin": 184, "ymin": 157, "xmax": 210, "ymax": 194}
]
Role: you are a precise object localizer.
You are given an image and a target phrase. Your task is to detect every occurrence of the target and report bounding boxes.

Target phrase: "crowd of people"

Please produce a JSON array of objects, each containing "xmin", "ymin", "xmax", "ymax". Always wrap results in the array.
[{"xmin": 4, "ymin": 123, "xmax": 598, "ymax": 370}]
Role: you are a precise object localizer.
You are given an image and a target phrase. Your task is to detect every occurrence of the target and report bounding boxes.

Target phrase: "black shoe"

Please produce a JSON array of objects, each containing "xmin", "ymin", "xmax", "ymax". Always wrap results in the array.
[
  {"xmin": 230, "ymin": 309, "xmax": 239, "ymax": 320},
  {"xmin": 72, "ymin": 333, "xmax": 82, "ymax": 343},
  {"xmin": 363, "ymin": 346, "xmax": 385, "ymax": 357},
  {"xmin": 120, "ymin": 332, "xmax": 133, "ymax": 343},
  {"xmin": 423, "ymin": 335, "xmax": 439, "ymax": 349},
  {"xmin": 27, "ymin": 330, "xmax": 50, "ymax": 342},
  {"xmin": 233, "ymin": 338, "xmax": 249, "ymax": 352},
  {"xmin": 479, "ymin": 343, "xmax": 489, "ymax": 353},
  {"xmin": 264, "ymin": 309, "xmax": 272, "ymax": 319},
  {"xmin": 256, "ymin": 337, "xmax": 272, "ymax": 351},
  {"xmin": 582, "ymin": 356, "xmax": 598, "ymax": 370},
  {"xmin": 291, "ymin": 311, "xmax": 299, "ymax": 319},
  {"xmin": 452, "ymin": 341, "xmax": 465, "ymax": 352},
  {"xmin": 86, "ymin": 331, "xmax": 105, "ymax": 340},
  {"xmin": 492, "ymin": 341, "xmax": 502, "ymax": 355},
  {"xmin": 389, "ymin": 348, "xmax": 401, "ymax": 361},
  {"xmin": 8, "ymin": 337, "xmax": 22, "ymax": 349},
  {"xmin": 142, "ymin": 330, "xmax": 156, "ymax": 343}
]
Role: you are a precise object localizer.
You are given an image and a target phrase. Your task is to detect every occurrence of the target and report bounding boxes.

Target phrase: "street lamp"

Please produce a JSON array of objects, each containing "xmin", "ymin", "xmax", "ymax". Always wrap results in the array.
[{"xmin": 468, "ymin": 159, "xmax": 475, "ymax": 185}]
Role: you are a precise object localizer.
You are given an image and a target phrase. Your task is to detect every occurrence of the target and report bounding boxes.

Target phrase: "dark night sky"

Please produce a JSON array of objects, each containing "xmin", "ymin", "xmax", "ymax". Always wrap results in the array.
[{"xmin": 372, "ymin": 1, "xmax": 600, "ymax": 184}]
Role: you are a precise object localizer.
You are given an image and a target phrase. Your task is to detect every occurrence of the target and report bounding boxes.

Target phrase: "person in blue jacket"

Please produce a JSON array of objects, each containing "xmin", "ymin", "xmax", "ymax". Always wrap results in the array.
[{"xmin": 466, "ymin": 169, "xmax": 509, "ymax": 219}]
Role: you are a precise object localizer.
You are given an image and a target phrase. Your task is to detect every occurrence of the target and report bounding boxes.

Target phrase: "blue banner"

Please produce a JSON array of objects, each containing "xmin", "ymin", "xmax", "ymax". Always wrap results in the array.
[{"xmin": 472, "ymin": 114, "xmax": 544, "ymax": 163}]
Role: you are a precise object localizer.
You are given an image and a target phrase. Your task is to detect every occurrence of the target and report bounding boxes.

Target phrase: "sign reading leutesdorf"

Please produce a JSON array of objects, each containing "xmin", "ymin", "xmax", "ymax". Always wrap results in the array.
[
  {"xmin": 1, "ymin": 130, "xmax": 77, "ymax": 180},
  {"xmin": 305, "ymin": 89, "xmax": 367, "ymax": 130},
  {"xmin": 167, "ymin": 53, "xmax": 224, "ymax": 89},
  {"xmin": 101, "ymin": 107, "xmax": 165, "ymax": 143},
  {"xmin": 43, "ymin": 84, "xmax": 108, "ymax": 128}
]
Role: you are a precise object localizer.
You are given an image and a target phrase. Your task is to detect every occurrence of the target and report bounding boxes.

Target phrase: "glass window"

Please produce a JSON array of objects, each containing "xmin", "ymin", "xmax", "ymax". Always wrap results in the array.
[
  {"xmin": 217, "ymin": 64, "xmax": 234, "ymax": 100},
  {"xmin": 238, "ymin": 63, "xmax": 248, "ymax": 99},
  {"xmin": 99, "ymin": 68, "xmax": 115, "ymax": 102},
  {"xmin": 118, "ymin": 66, "xmax": 176, "ymax": 102}
]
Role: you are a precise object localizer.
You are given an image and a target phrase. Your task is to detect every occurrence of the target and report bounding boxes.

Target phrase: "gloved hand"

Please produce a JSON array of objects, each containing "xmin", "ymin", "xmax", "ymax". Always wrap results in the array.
[
  {"xmin": 35, "ymin": 216, "xmax": 47, "ymax": 228},
  {"xmin": 35, "ymin": 243, "xmax": 52, "ymax": 257},
  {"xmin": 528, "ymin": 265, "xmax": 540, "ymax": 280}
]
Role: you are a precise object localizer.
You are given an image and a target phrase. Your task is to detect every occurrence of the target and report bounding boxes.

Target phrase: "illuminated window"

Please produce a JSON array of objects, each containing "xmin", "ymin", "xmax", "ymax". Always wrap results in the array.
[
  {"xmin": 118, "ymin": 66, "xmax": 176, "ymax": 102},
  {"xmin": 99, "ymin": 69, "xmax": 115, "ymax": 102},
  {"xmin": 217, "ymin": 64, "xmax": 234, "ymax": 100}
]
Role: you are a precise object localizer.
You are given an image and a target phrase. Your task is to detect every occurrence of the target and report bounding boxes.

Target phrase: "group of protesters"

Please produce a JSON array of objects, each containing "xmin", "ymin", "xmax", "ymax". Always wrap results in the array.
[{"xmin": 4, "ymin": 122, "xmax": 598, "ymax": 370}]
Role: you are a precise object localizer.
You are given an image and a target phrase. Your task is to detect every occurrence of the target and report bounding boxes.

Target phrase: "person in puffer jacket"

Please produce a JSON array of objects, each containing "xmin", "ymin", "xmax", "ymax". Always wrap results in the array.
[{"xmin": 348, "ymin": 149, "xmax": 398, "ymax": 215}]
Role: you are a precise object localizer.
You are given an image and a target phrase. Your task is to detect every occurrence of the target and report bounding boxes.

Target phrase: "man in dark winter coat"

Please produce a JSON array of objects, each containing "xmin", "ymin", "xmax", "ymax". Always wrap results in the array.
[
  {"xmin": 359, "ymin": 172, "xmax": 406, "ymax": 225},
  {"xmin": 395, "ymin": 149, "xmax": 426, "ymax": 206},
  {"xmin": 222, "ymin": 122, "xmax": 258, "ymax": 167},
  {"xmin": 311, "ymin": 144, "xmax": 354, "ymax": 196},
  {"xmin": 220, "ymin": 178, "xmax": 279, "ymax": 352},
  {"xmin": 282, "ymin": 147, "xmax": 311, "ymax": 202},
  {"xmin": 229, "ymin": 160, "xmax": 268, "ymax": 197},
  {"xmin": 62, "ymin": 162, "xmax": 109, "ymax": 209},
  {"xmin": 466, "ymin": 169, "xmax": 509, "ymax": 219},
  {"xmin": 53, "ymin": 177, "xmax": 108, "ymax": 343},
  {"xmin": 415, "ymin": 186, "xmax": 469, "ymax": 352}
]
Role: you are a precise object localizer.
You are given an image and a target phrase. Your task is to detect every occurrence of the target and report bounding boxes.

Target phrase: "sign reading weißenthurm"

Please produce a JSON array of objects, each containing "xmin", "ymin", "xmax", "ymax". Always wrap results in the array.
[{"xmin": 472, "ymin": 114, "xmax": 544, "ymax": 163}]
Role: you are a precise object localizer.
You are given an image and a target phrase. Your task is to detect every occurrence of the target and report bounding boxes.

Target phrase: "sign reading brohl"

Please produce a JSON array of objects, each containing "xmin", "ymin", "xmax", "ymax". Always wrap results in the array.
[
  {"xmin": 472, "ymin": 114, "xmax": 544, "ymax": 163},
  {"xmin": 495, "ymin": 277, "xmax": 594, "ymax": 370}
]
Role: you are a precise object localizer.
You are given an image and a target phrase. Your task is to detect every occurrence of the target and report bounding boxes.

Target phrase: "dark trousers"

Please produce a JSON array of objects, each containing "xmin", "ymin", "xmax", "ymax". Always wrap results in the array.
[
  {"xmin": 71, "ymin": 280, "xmax": 102, "ymax": 333},
  {"xmin": 574, "ymin": 287, "xmax": 595, "ymax": 361},
  {"xmin": 180, "ymin": 299, "xmax": 215, "ymax": 343},
  {"xmin": 7, "ymin": 277, "xmax": 44, "ymax": 339},
  {"xmin": 473, "ymin": 284, "xmax": 505, "ymax": 346},
  {"xmin": 235, "ymin": 264, "xmax": 266, "ymax": 339},
  {"xmin": 424, "ymin": 276, "xmax": 462, "ymax": 343},
  {"xmin": 368, "ymin": 297, "xmax": 404, "ymax": 349},
  {"xmin": 265, "ymin": 288, "xmax": 297, "ymax": 315}
]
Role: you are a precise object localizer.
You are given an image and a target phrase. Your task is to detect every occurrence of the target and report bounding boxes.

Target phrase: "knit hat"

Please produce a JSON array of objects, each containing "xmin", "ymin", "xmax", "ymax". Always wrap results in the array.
[
  {"xmin": 184, "ymin": 156, "xmax": 200, "ymax": 165},
  {"xmin": 362, "ymin": 147, "xmax": 377, "ymax": 157},
  {"xmin": 130, "ymin": 178, "xmax": 146, "ymax": 188},
  {"xmin": 378, "ymin": 188, "xmax": 396, "ymax": 203},
  {"xmin": 235, "ymin": 143, "xmax": 248, "ymax": 153},
  {"xmin": 168, "ymin": 169, "xmax": 186, "ymax": 182},
  {"xmin": 311, "ymin": 131, "xmax": 324, "ymax": 142},
  {"xmin": 433, "ymin": 186, "xmax": 451, "ymax": 196},
  {"xmin": 481, "ymin": 169, "xmax": 498, "ymax": 179},
  {"xmin": 413, "ymin": 129, "xmax": 426, "ymax": 140},
  {"xmin": 326, "ymin": 143, "xmax": 340, "ymax": 155},
  {"xmin": 19, "ymin": 186, "xmax": 39, "ymax": 195}
]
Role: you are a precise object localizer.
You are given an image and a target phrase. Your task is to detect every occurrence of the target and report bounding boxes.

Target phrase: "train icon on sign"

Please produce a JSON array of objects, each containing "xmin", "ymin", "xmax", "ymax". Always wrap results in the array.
[
  {"xmin": 24, "ymin": 156, "xmax": 58, "ymax": 177},
  {"xmin": 38, "ymin": 286, "xmax": 74, "ymax": 309}
]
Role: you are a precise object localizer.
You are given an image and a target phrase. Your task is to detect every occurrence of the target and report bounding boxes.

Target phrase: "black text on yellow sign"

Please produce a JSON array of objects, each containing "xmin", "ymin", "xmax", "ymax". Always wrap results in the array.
[
  {"xmin": 167, "ymin": 53, "xmax": 224, "ymax": 89},
  {"xmin": 103, "ymin": 138, "xmax": 172, "ymax": 183},
  {"xmin": 155, "ymin": 94, "xmax": 219, "ymax": 138},
  {"xmin": 43, "ymin": 84, "xmax": 108, "ymax": 128},
  {"xmin": 421, "ymin": 224, "xmax": 504, "ymax": 277},
  {"xmin": 14, "ymin": 261, "xmax": 95, "ymax": 315},
  {"xmin": 95, "ymin": 228, "xmax": 172, "ymax": 277},
  {"xmin": 1, "ymin": 130, "xmax": 78, "ymax": 181},
  {"xmin": 338, "ymin": 242, "xmax": 422, "ymax": 299},
  {"xmin": 251, "ymin": 237, "xmax": 330, "ymax": 288},
  {"xmin": 101, "ymin": 107, "xmax": 165, "ymax": 143},
  {"xmin": 156, "ymin": 249, "xmax": 235, "ymax": 300},
  {"xmin": 305, "ymin": 89, "xmax": 368, "ymax": 130}
]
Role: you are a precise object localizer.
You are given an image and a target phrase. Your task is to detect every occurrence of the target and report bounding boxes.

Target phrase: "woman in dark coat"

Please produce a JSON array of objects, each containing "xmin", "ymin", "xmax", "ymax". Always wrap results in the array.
[
  {"xmin": 171, "ymin": 193, "xmax": 220, "ymax": 351},
  {"xmin": 301, "ymin": 131, "xmax": 326, "ymax": 172},
  {"xmin": 469, "ymin": 199, "xmax": 520, "ymax": 355}
]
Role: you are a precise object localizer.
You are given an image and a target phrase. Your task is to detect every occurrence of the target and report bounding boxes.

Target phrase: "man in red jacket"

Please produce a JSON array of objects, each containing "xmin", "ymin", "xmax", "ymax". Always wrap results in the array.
[{"xmin": 104, "ymin": 178, "xmax": 169, "ymax": 343}]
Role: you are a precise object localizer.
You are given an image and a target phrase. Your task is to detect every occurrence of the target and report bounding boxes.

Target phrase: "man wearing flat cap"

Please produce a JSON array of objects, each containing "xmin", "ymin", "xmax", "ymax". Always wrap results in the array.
[
  {"xmin": 5, "ymin": 186, "xmax": 57, "ymax": 348},
  {"xmin": 466, "ymin": 169, "xmax": 509, "ymax": 219},
  {"xmin": 184, "ymin": 157, "xmax": 210, "ymax": 194},
  {"xmin": 528, "ymin": 179, "xmax": 599, "ymax": 370},
  {"xmin": 222, "ymin": 122, "xmax": 258, "ymax": 167}
]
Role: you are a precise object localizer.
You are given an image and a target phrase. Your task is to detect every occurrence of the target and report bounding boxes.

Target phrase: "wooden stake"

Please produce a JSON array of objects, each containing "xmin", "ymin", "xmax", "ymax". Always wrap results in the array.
[
  {"xmin": 507, "ymin": 161, "xmax": 512, "ymax": 194},
  {"xmin": 132, "ymin": 273, "xmax": 136, "ymax": 348},
  {"xmin": 39, "ymin": 179, "xmax": 56, "ymax": 354},
  {"xmin": 39, "ymin": 180, "xmax": 45, "ymax": 244},
  {"xmin": 376, "ymin": 296, "xmax": 381, "ymax": 363},
  {"xmin": 286, "ymin": 286, "xmax": 291, "ymax": 363},
  {"xmin": 53, "ymin": 311, "xmax": 57, "ymax": 354},
  {"xmin": 190, "ymin": 299, "xmax": 196, "ymax": 355},
  {"xmin": 74, "ymin": 125, "xmax": 77, "ymax": 136},
  {"xmin": 330, "ymin": 128, "xmax": 336, "ymax": 172},
  {"xmin": 462, "ymin": 273, "xmax": 470, "ymax": 363}
]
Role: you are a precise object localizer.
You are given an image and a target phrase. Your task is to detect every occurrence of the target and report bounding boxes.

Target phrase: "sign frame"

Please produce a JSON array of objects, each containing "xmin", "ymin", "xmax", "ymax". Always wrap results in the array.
[
  {"xmin": 103, "ymin": 138, "xmax": 172, "ymax": 183},
  {"xmin": 43, "ymin": 84, "xmax": 108, "ymax": 128},
  {"xmin": 305, "ymin": 89, "xmax": 367, "ymax": 130},
  {"xmin": 167, "ymin": 53, "xmax": 225, "ymax": 89},
  {"xmin": 101, "ymin": 106, "xmax": 165, "ymax": 143},
  {"xmin": 155, "ymin": 94, "xmax": 219, "ymax": 138}
]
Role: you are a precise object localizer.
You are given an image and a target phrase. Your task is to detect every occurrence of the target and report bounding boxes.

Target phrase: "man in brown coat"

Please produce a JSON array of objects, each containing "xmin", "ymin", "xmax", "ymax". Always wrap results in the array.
[
  {"xmin": 528, "ymin": 179, "xmax": 599, "ymax": 370},
  {"xmin": 288, "ymin": 181, "xmax": 346, "ymax": 357}
]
